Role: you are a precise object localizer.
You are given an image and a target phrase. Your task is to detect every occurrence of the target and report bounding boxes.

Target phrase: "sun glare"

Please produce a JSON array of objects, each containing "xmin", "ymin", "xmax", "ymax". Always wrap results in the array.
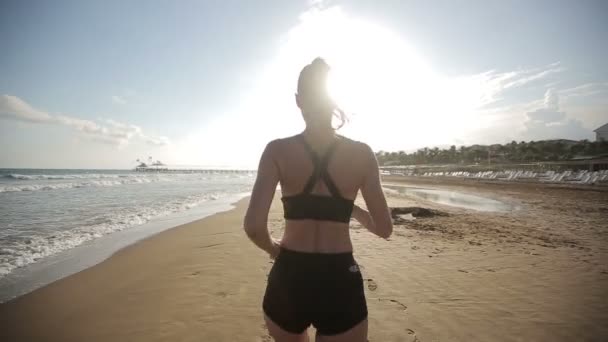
[{"xmin": 269, "ymin": 6, "xmax": 488, "ymax": 151}]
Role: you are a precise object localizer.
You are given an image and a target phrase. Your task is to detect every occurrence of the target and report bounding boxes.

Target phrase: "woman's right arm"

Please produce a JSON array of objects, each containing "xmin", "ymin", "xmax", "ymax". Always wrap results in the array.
[{"xmin": 355, "ymin": 144, "xmax": 393, "ymax": 239}]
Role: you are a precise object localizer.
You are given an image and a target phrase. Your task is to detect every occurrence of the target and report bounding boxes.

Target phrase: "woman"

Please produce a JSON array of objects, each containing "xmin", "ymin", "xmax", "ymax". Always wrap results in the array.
[{"xmin": 244, "ymin": 58, "xmax": 393, "ymax": 342}]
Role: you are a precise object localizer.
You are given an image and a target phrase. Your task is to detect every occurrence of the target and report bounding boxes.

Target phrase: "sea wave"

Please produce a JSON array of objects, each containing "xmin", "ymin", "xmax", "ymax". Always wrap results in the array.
[
  {"xmin": 3, "ymin": 173, "xmax": 146, "ymax": 180},
  {"xmin": 0, "ymin": 178, "xmax": 158, "ymax": 193},
  {"xmin": 382, "ymin": 187, "xmax": 402, "ymax": 196},
  {"xmin": 0, "ymin": 192, "xmax": 226, "ymax": 278}
]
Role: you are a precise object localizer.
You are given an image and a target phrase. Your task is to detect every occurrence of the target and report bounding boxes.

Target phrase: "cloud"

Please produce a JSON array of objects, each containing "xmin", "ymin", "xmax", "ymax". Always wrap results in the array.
[
  {"xmin": 526, "ymin": 108, "xmax": 566, "ymax": 123},
  {"xmin": 308, "ymin": 0, "xmax": 328, "ymax": 8},
  {"xmin": 142, "ymin": 135, "xmax": 171, "ymax": 146},
  {"xmin": 111, "ymin": 95, "xmax": 127, "ymax": 105},
  {"xmin": 560, "ymin": 82, "xmax": 608, "ymax": 101},
  {"xmin": 543, "ymin": 88, "xmax": 559, "ymax": 110},
  {"xmin": 521, "ymin": 89, "xmax": 591, "ymax": 140},
  {"xmin": 524, "ymin": 88, "xmax": 565, "ymax": 123},
  {"xmin": 0, "ymin": 95, "xmax": 53, "ymax": 123},
  {"xmin": 501, "ymin": 62, "xmax": 563, "ymax": 90},
  {"xmin": 0, "ymin": 94, "xmax": 169, "ymax": 147},
  {"xmin": 470, "ymin": 62, "xmax": 564, "ymax": 109}
]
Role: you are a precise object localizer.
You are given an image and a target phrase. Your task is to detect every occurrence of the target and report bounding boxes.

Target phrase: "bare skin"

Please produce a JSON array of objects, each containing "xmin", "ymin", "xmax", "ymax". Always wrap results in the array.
[{"xmin": 244, "ymin": 127, "xmax": 392, "ymax": 342}]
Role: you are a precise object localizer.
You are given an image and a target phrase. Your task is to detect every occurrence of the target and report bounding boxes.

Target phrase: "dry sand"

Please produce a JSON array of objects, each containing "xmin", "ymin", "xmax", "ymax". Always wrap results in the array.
[{"xmin": 1, "ymin": 177, "xmax": 607, "ymax": 341}]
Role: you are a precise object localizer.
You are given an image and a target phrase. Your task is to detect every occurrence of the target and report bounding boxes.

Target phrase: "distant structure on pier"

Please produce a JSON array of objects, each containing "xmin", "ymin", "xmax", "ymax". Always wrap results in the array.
[
  {"xmin": 133, "ymin": 157, "xmax": 254, "ymax": 174},
  {"xmin": 134, "ymin": 157, "xmax": 168, "ymax": 171},
  {"xmin": 595, "ymin": 123, "xmax": 608, "ymax": 141}
]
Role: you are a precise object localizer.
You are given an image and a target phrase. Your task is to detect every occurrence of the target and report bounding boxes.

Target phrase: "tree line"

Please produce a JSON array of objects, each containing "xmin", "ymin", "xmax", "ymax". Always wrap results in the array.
[{"xmin": 375, "ymin": 139, "xmax": 608, "ymax": 166}]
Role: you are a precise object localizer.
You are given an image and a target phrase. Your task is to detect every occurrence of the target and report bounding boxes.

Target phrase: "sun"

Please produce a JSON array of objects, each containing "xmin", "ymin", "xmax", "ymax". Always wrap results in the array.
[
  {"xmin": 168, "ymin": 6, "xmax": 494, "ymax": 167},
  {"xmin": 281, "ymin": 7, "xmax": 437, "ymax": 116},
  {"xmin": 267, "ymin": 6, "xmax": 487, "ymax": 150}
]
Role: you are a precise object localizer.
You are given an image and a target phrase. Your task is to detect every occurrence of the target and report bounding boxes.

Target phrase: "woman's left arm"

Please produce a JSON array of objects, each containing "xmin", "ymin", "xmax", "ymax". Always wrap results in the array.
[{"xmin": 244, "ymin": 140, "xmax": 281, "ymax": 258}]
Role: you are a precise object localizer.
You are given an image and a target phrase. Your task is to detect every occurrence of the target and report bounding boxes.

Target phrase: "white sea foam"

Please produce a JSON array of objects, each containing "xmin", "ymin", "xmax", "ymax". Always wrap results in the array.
[
  {"xmin": 4, "ymin": 173, "xmax": 142, "ymax": 180},
  {"xmin": 0, "ymin": 169, "xmax": 255, "ymax": 280},
  {"xmin": 382, "ymin": 187, "xmax": 402, "ymax": 196},
  {"xmin": 0, "ymin": 191, "xmax": 228, "ymax": 277},
  {"xmin": 0, "ymin": 178, "xmax": 159, "ymax": 192}
]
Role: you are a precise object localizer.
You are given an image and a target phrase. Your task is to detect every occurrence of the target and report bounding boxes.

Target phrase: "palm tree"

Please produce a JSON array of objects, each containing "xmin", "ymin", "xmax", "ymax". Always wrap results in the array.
[
  {"xmin": 459, "ymin": 146, "xmax": 467, "ymax": 164},
  {"xmin": 449, "ymin": 145, "xmax": 456, "ymax": 163},
  {"xmin": 135, "ymin": 158, "xmax": 147, "ymax": 169}
]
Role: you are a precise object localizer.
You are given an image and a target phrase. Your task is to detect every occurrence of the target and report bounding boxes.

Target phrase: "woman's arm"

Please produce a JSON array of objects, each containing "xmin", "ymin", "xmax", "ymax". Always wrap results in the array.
[
  {"xmin": 355, "ymin": 145, "xmax": 393, "ymax": 239},
  {"xmin": 244, "ymin": 141, "xmax": 281, "ymax": 258}
]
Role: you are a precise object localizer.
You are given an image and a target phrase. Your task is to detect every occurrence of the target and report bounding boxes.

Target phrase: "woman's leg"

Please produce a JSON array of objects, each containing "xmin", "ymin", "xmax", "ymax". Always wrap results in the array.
[
  {"xmin": 315, "ymin": 318, "xmax": 367, "ymax": 342},
  {"xmin": 265, "ymin": 314, "xmax": 310, "ymax": 342}
]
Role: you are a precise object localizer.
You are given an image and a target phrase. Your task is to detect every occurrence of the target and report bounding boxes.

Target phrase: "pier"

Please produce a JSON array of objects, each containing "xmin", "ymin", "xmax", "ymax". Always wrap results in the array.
[{"xmin": 134, "ymin": 167, "xmax": 255, "ymax": 174}]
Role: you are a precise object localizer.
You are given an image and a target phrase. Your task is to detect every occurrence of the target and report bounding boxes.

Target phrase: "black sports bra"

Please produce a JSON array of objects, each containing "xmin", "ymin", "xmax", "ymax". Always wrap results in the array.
[{"xmin": 281, "ymin": 135, "xmax": 354, "ymax": 223}]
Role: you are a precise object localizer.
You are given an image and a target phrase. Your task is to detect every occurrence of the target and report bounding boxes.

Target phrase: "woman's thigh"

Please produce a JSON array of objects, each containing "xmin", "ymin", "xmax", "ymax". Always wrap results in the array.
[
  {"xmin": 315, "ymin": 318, "xmax": 368, "ymax": 342},
  {"xmin": 265, "ymin": 314, "xmax": 310, "ymax": 342}
]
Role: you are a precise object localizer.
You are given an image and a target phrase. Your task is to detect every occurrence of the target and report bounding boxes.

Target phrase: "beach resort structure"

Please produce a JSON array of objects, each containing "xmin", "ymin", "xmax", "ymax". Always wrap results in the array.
[
  {"xmin": 380, "ymin": 157, "xmax": 608, "ymax": 186},
  {"xmin": 595, "ymin": 123, "xmax": 608, "ymax": 141}
]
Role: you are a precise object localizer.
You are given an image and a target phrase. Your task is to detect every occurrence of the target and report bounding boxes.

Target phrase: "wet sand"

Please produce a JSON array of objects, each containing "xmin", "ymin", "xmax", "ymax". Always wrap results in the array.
[{"xmin": 1, "ymin": 177, "xmax": 607, "ymax": 341}]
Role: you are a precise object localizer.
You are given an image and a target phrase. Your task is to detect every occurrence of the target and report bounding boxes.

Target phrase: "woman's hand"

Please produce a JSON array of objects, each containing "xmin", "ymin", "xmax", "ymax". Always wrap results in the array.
[
  {"xmin": 267, "ymin": 238, "xmax": 282, "ymax": 260},
  {"xmin": 352, "ymin": 204, "xmax": 391, "ymax": 239},
  {"xmin": 351, "ymin": 205, "xmax": 370, "ymax": 225}
]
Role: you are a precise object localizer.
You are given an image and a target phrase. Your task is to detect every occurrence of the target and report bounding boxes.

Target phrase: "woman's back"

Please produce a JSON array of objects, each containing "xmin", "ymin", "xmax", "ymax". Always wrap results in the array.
[{"xmin": 272, "ymin": 133, "xmax": 370, "ymax": 253}]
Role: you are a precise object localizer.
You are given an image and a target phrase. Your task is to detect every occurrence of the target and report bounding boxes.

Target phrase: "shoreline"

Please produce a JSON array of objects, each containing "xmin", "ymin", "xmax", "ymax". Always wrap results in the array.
[
  {"xmin": 1, "ymin": 179, "xmax": 606, "ymax": 341},
  {"xmin": 0, "ymin": 196, "xmax": 265, "ymax": 342},
  {"xmin": 0, "ymin": 192, "xmax": 250, "ymax": 303},
  {"xmin": 382, "ymin": 174, "xmax": 608, "ymax": 192}
]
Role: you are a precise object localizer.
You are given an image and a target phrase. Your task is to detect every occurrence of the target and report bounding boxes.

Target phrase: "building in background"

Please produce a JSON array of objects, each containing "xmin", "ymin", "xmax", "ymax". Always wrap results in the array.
[{"xmin": 594, "ymin": 123, "xmax": 608, "ymax": 141}]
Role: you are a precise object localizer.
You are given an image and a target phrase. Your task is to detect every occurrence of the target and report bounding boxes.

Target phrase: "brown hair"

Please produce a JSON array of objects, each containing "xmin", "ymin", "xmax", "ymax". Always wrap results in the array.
[{"xmin": 297, "ymin": 58, "xmax": 347, "ymax": 129}]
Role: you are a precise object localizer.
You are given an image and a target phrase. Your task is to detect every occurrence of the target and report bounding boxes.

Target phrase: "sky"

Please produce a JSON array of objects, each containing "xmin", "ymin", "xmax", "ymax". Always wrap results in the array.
[{"xmin": 1, "ymin": 0, "xmax": 607, "ymax": 169}]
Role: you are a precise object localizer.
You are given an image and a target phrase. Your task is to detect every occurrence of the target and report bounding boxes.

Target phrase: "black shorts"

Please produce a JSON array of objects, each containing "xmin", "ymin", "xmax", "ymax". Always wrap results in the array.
[{"xmin": 262, "ymin": 247, "xmax": 368, "ymax": 336}]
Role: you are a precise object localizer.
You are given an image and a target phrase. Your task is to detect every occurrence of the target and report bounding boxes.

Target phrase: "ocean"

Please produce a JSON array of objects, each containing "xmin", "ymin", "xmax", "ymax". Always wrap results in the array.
[{"xmin": 0, "ymin": 168, "xmax": 255, "ymax": 301}]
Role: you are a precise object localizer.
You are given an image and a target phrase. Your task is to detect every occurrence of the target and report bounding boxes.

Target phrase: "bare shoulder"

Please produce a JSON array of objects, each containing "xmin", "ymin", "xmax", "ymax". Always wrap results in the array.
[
  {"xmin": 265, "ymin": 138, "xmax": 283, "ymax": 150},
  {"xmin": 265, "ymin": 136, "xmax": 292, "ymax": 150},
  {"xmin": 263, "ymin": 135, "xmax": 299, "ymax": 157},
  {"xmin": 337, "ymin": 135, "xmax": 374, "ymax": 158}
]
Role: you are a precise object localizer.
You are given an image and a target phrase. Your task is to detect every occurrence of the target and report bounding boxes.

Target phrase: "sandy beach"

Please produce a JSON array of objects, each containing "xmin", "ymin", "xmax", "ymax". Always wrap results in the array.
[{"xmin": 1, "ymin": 177, "xmax": 607, "ymax": 342}]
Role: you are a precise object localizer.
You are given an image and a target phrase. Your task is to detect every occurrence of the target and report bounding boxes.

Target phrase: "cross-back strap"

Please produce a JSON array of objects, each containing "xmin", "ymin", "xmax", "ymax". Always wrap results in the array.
[{"xmin": 298, "ymin": 134, "xmax": 342, "ymax": 197}]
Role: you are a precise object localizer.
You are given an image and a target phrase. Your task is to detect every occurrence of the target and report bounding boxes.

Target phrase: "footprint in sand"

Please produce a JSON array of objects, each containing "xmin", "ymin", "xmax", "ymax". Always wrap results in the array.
[
  {"xmin": 379, "ymin": 298, "xmax": 408, "ymax": 311},
  {"xmin": 432, "ymin": 248, "xmax": 443, "ymax": 254},
  {"xmin": 365, "ymin": 278, "xmax": 378, "ymax": 291},
  {"xmin": 406, "ymin": 328, "xmax": 421, "ymax": 342}
]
